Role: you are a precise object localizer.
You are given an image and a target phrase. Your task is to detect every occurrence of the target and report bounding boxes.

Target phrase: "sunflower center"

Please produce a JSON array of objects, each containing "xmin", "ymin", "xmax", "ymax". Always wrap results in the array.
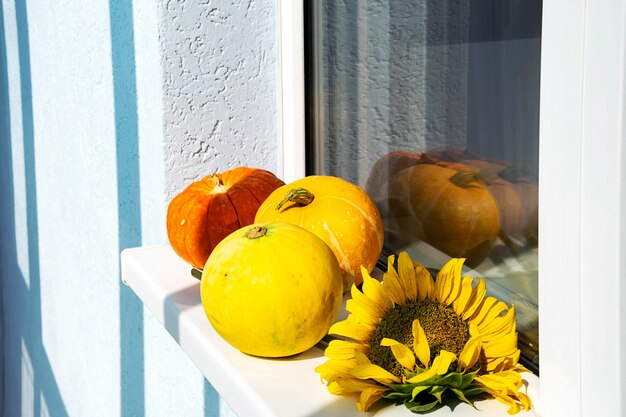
[{"xmin": 368, "ymin": 298, "xmax": 470, "ymax": 378}]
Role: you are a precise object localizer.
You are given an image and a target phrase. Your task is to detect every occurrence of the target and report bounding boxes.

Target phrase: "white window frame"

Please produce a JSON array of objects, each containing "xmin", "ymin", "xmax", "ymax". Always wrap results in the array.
[
  {"xmin": 276, "ymin": 1, "xmax": 306, "ymax": 183},
  {"xmin": 539, "ymin": 0, "xmax": 626, "ymax": 416},
  {"xmin": 277, "ymin": 1, "xmax": 626, "ymax": 416}
]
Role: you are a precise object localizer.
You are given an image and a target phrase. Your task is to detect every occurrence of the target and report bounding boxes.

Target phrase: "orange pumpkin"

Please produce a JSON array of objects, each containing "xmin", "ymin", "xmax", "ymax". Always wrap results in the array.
[
  {"xmin": 437, "ymin": 161, "xmax": 524, "ymax": 243},
  {"xmin": 388, "ymin": 164, "xmax": 500, "ymax": 266},
  {"xmin": 166, "ymin": 167, "xmax": 284, "ymax": 269},
  {"xmin": 254, "ymin": 176, "xmax": 384, "ymax": 288}
]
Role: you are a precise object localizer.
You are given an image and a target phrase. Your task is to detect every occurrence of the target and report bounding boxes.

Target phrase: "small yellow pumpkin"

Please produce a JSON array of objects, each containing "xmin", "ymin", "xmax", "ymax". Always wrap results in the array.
[
  {"xmin": 200, "ymin": 222, "xmax": 343, "ymax": 357},
  {"xmin": 254, "ymin": 176, "xmax": 384, "ymax": 288}
]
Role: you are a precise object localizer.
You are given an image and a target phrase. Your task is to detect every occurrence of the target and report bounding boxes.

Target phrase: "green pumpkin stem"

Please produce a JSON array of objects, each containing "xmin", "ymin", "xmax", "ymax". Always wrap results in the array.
[
  {"xmin": 276, "ymin": 188, "xmax": 315, "ymax": 211},
  {"xmin": 449, "ymin": 170, "xmax": 483, "ymax": 188},
  {"xmin": 190, "ymin": 268, "xmax": 203, "ymax": 280}
]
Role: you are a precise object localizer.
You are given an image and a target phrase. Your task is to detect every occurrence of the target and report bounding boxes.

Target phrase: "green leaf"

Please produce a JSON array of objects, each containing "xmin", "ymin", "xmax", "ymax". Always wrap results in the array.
[
  {"xmin": 383, "ymin": 391, "xmax": 412, "ymax": 401},
  {"xmin": 405, "ymin": 400, "xmax": 440, "ymax": 413},
  {"xmin": 437, "ymin": 372, "xmax": 463, "ymax": 388},
  {"xmin": 450, "ymin": 388, "xmax": 477, "ymax": 407},
  {"xmin": 191, "ymin": 268, "xmax": 202, "ymax": 280},
  {"xmin": 460, "ymin": 370, "xmax": 478, "ymax": 389},
  {"xmin": 428, "ymin": 385, "xmax": 447, "ymax": 402},
  {"xmin": 387, "ymin": 383, "xmax": 419, "ymax": 394},
  {"xmin": 461, "ymin": 385, "xmax": 486, "ymax": 397},
  {"xmin": 410, "ymin": 385, "xmax": 430, "ymax": 401}
]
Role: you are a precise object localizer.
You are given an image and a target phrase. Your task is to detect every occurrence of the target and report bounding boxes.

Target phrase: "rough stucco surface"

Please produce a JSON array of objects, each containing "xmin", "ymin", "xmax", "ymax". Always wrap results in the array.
[
  {"xmin": 161, "ymin": 0, "xmax": 278, "ymax": 200},
  {"xmin": 318, "ymin": 0, "xmax": 469, "ymax": 188},
  {"xmin": 2, "ymin": 0, "xmax": 272, "ymax": 416}
]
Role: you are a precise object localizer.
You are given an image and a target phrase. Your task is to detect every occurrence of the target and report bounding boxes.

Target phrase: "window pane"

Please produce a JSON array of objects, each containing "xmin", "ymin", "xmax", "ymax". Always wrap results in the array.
[{"xmin": 306, "ymin": 0, "xmax": 541, "ymax": 371}]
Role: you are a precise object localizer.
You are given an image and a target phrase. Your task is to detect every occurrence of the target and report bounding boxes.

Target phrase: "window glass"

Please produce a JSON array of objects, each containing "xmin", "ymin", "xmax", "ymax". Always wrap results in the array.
[{"xmin": 305, "ymin": 0, "xmax": 541, "ymax": 372}]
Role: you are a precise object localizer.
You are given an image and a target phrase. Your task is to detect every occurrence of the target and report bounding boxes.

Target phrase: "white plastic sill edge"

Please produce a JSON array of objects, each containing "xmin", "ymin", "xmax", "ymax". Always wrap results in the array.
[{"xmin": 121, "ymin": 244, "xmax": 541, "ymax": 417}]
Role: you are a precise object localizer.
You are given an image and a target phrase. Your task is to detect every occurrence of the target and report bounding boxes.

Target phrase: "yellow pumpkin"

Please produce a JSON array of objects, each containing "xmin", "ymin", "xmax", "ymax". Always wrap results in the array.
[
  {"xmin": 200, "ymin": 222, "xmax": 343, "ymax": 357},
  {"xmin": 254, "ymin": 176, "xmax": 384, "ymax": 288}
]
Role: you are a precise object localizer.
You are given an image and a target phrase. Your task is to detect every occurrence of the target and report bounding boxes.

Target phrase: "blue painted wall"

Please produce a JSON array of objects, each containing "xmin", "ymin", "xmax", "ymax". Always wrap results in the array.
[{"xmin": 0, "ymin": 0, "xmax": 277, "ymax": 416}]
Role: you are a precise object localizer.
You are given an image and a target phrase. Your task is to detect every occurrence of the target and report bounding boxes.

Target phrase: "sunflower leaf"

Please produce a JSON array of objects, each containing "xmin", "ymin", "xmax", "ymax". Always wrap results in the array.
[
  {"xmin": 436, "ymin": 372, "xmax": 463, "ymax": 388},
  {"xmin": 428, "ymin": 385, "xmax": 447, "ymax": 402},
  {"xmin": 387, "ymin": 383, "xmax": 418, "ymax": 394},
  {"xmin": 383, "ymin": 391, "xmax": 412, "ymax": 401},
  {"xmin": 410, "ymin": 385, "xmax": 430, "ymax": 401},
  {"xmin": 450, "ymin": 388, "xmax": 477, "ymax": 407},
  {"xmin": 461, "ymin": 384, "xmax": 486, "ymax": 397},
  {"xmin": 460, "ymin": 370, "xmax": 479, "ymax": 389},
  {"xmin": 412, "ymin": 374, "xmax": 443, "ymax": 387},
  {"xmin": 405, "ymin": 399, "xmax": 440, "ymax": 413}
]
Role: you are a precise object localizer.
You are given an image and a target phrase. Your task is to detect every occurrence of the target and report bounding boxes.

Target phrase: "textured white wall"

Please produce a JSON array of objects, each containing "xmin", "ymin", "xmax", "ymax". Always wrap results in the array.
[
  {"xmin": 315, "ymin": 0, "xmax": 469, "ymax": 187},
  {"xmin": 1, "ymin": 0, "xmax": 278, "ymax": 416},
  {"xmin": 160, "ymin": 0, "xmax": 279, "ymax": 200}
]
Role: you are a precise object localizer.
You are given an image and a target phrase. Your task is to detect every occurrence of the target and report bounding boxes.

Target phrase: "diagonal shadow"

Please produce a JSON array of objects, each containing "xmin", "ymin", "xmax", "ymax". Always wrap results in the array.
[
  {"xmin": 108, "ymin": 0, "xmax": 145, "ymax": 416},
  {"xmin": 0, "ymin": 1, "xmax": 69, "ymax": 416},
  {"xmin": 162, "ymin": 280, "xmax": 221, "ymax": 417}
]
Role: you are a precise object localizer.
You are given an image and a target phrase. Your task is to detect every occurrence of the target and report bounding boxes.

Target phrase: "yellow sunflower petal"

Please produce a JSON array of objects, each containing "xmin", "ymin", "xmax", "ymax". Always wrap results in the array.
[
  {"xmin": 414, "ymin": 262, "xmax": 435, "ymax": 300},
  {"xmin": 383, "ymin": 255, "xmax": 406, "ymax": 305},
  {"xmin": 457, "ymin": 335, "xmax": 482, "ymax": 370},
  {"xmin": 345, "ymin": 299, "xmax": 381, "ymax": 326},
  {"xmin": 488, "ymin": 391, "xmax": 523, "ymax": 415},
  {"xmin": 354, "ymin": 349, "xmax": 372, "ymax": 365},
  {"xmin": 483, "ymin": 331, "xmax": 519, "ymax": 359},
  {"xmin": 452, "ymin": 276, "xmax": 476, "ymax": 316},
  {"xmin": 315, "ymin": 358, "xmax": 358, "ymax": 382},
  {"xmin": 357, "ymin": 387, "xmax": 390, "ymax": 411},
  {"xmin": 397, "ymin": 252, "xmax": 418, "ymax": 301},
  {"xmin": 380, "ymin": 338, "xmax": 416, "ymax": 371},
  {"xmin": 406, "ymin": 350, "xmax": 456, "ymax": 383},
  {"xmin": 469, "ymin": 297, "xmax": 505, "ymax": 327},
  {"xmin": 406, "ymin": 366, "xmax": 438, "ymax": 384},
  {"xmin": 350, "ymin": 363, "xmax": 401, "ymax": 384},
  {"xmin": 412, "ymin": 319, "xmax": 431, "ymax": 368},
  {"xmin": 477, "ymin": 301, "xmax": 511, "ymax": 330},
  {"xmin": 329, "ymin": 316, "xmax": 374, "ymax": 341},
  {"xmin": 325, "ymin": 340, "xmax": 367, "ymax": 360},
  {"xmin": 351, "ymin": 284, "xmax": 387, "ymax": 319},
  {"xmin": 435, "ymin": 258, "xmax": 464, "ymax": 305},
  {"xmin": 485, "ymin": 350, "xmax": 520, "ymax": 373},
  {"xmin": 431, "ymin": 350, "xmax": 457, "ymax": 374},
  {"xmin": 469, "ymin": 322, "xmax": 480, "ymax": 338},
  {"xmin": 360, "ymin": 266, "xmax": 392, "ymax": 311},
  {"xmin": 479, "ymin": 305, "xmax": 516, "ymax": 341},
  {"xmin": 461, "ymin": 277, "xmax": 487, "ymax": 320},
  {"xmin": 328, "ymin": 376, "xmax": 385, "ymax": 394}
]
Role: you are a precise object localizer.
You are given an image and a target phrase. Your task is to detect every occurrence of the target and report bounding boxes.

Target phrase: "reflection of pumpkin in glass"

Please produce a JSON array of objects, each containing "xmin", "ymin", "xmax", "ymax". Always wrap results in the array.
[
  {"xmin": 388, "ymin": 164, "xmax": 500, "ymax": 266},
  {"xmin": 365, "ymin": 151, "xmax": 423, "ymax": 212},
  {"xmin": 448, "ymin": 160, "xmax": 525, "ymax": 244}
]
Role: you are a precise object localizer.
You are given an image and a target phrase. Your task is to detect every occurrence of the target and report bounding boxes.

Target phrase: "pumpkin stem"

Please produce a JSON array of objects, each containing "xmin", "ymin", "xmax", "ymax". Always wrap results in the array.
[
  {"xmin": 190, "ymin": 268, "xmax": 202, "ymax": 280},
  {"xmin": 449, "ymin": 170, "xmax": 483, "ymax": 188},
  {"xmin": 246, "ymin": 225, "xmax": 268, "ymax": 239},
  {"xmin": 276, "ymin": 188, "xmax": 315, "ymax": 211}
]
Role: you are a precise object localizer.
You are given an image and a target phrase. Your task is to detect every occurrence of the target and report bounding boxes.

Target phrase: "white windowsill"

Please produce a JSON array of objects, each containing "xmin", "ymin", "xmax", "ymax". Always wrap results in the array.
[{"xmin": 121, "ymin": 244, "xmax": 541, "ymax": 417}]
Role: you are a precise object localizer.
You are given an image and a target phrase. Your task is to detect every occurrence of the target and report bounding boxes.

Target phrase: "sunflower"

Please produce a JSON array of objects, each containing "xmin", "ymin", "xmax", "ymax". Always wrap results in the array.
[{"xmin": 315, "ymin": 252, "xmax": 532, "ymax": 414}]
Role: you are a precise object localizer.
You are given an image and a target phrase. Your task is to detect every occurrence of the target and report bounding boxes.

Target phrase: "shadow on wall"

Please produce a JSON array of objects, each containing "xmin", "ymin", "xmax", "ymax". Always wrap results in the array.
[
  {"xmin": 0, "ymin": 0, "xmax": 69, "ymax": 416},
  {"xmin": 0, "ymin": 0, "xmax": 222, "ymax": 415},
  {"xmin": 108, "ymin": 0, "xmax": 146, "ymax": 415},
  {"xmin": 109, "ymin": 0, "xmax": 220, "ymax": 416}
]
